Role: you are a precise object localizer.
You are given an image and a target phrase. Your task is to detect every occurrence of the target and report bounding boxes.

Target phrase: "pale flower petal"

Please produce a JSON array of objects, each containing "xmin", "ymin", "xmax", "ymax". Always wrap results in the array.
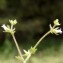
[
  {"xmin": 55, "ymin": 28, "xmax": 62, "ymax": 34},
  {"xmin": 1, "ymin": 24, "xmax": 8, "ymax": 31}
]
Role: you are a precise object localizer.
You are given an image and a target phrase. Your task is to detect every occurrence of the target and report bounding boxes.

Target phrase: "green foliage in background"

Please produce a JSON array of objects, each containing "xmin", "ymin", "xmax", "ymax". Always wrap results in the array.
[{"xmin": 0, "ymin": 0, "xmax": 63, "ymax": 52}]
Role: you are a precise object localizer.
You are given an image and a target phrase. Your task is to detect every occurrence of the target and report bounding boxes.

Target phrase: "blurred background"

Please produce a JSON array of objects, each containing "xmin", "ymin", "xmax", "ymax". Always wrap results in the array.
[{"xmin": 0, "ymin": 0, "xmax": 63, "ymax": 63}]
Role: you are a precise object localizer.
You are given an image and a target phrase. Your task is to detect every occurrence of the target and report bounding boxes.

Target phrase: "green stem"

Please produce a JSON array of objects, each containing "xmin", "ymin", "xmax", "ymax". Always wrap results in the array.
[
  {"xmin": 24, "ymin": 53, "xmax": 31, "ymax": 63},
  {"xmin": 12, "ymin": 34, "xmax": 24, "ymax": 61},
  {"xmin": 34, "ymin": 31, "xmax": 51, "ymax": 49}
]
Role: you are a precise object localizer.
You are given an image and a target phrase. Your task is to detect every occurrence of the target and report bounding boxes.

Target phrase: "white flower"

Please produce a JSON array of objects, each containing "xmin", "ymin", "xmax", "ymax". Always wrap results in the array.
[
  {"xmin": 50, "ymin": 24, "xmax": 62, "ymax": 35},
  {"xmin": 54, "ymin": 28, "xmax": 62, "ymax": 34},
  {"xmin": 1, "ymin": 24, "xmax": 15, "ymax": 34},
  {"xmin": 54, "ymin": 19, "xmax": 60, "ymax": 26},
  {"xmin": 1, "ymin": 24, "xmax": 10, "ymax": 32},
  {"xmin": 9, "ymin": 19, "xmax": 17, "ymax": 25}
]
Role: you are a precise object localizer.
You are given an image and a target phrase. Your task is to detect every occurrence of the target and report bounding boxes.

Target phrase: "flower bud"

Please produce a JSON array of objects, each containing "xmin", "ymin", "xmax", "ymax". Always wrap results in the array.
[
  {"xmin": 9, "ymin": 19, "xmax": 17, "ymax": 25},
  {"xmin": 54, "ymin": 19, "xmax": 60, "ymax": 26}
]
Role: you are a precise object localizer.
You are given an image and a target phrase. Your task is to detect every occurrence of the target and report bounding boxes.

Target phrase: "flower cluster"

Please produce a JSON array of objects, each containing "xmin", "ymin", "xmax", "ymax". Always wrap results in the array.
[
  {"xmin": 50, "ymin": 19, "xmax": 62, "ymax": 35},
  {"xmin": 1, "ymin": 19, "xmax": 17, "ymax": 35}
]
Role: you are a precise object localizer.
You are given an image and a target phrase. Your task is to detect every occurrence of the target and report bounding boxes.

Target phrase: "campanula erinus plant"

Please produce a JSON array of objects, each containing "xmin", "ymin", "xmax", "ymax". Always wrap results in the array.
[{"xmin": 1, "ymin": 19, "xmax": 62, "ymax": 63}]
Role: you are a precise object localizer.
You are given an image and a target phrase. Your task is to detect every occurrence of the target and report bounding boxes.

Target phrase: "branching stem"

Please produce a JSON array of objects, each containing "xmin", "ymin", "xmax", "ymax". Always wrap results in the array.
[{"xmin": 12, "ymin": 34, "xmax": 24, "ymax": 61}]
